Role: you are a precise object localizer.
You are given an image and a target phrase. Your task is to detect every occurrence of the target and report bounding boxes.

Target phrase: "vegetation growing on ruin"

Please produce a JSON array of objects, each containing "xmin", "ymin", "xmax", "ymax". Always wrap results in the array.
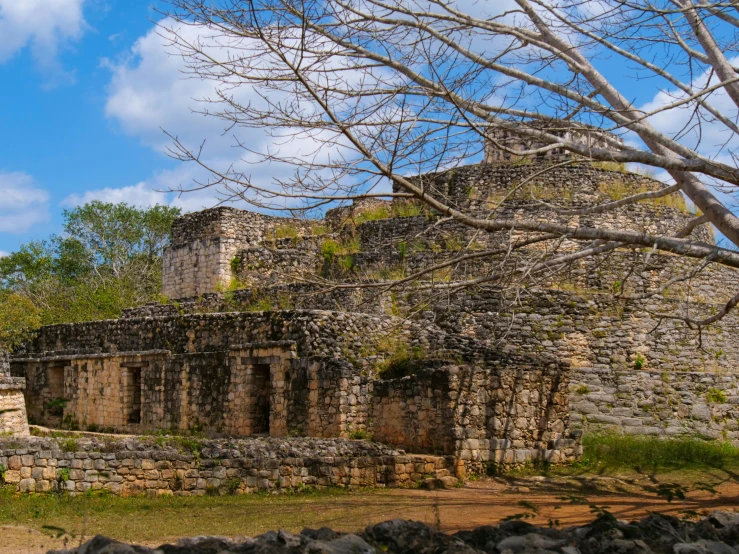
[
  {"xmin": 0, "ymin": 201, "xmax": 181, "ymax": 326},
  {"xmin": 598, "ymin": 180, "xmax": 688, "ymax": 213},
  {"xmin": 353, "ymin": 200, "xmax": 429, "ymax": 225}
]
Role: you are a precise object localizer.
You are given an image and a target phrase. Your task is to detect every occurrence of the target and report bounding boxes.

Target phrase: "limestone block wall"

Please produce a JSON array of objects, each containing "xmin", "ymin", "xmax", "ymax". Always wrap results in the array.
[
  {"xmin": 163, "ymin": 208, "xmax": 319, "ymax": 299},
  {"xmin": 0, "ymin": 437, "xmax": 461, "ymax": 495},
  {"xmin": 0, "ymin": 352, "xmax": 29, "ymax": 437},
  {"xmin": 483, "ymin": 126, "xmax": 622, "ymax": 163},
  {"xmin": 290, "ymin": 357, "xmax": 372, "ymax": 438},
  {"xmin": 570, "ymin": 367, "xmax": 739, "ymax": 442},
  {"xmin": 372, "ymin": 362, "xmax": 579, "ymax": 465}
]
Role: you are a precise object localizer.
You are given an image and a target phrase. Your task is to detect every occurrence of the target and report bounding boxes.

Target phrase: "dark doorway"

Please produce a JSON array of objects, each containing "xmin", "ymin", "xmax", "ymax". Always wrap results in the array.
[
  {"xmin": 48, "ymin": 365, "xmax": 65, "ymax": 400},
  {"xmin": 126, "ymin": 367, "xmax": 142, "ymax": 424},
  {"xmin": 252, "ymin": 364, "xmax": 271, "ymax": 434}
]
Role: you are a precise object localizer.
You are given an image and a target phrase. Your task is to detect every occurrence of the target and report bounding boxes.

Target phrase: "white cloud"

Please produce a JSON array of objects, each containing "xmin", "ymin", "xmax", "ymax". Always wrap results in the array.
[
  {"xmin": 103, "ymin": 20, "xmax": 355, "ymax": 212},
  {"xmin": 640, "ymin": 59, "xmax": 739, "ymax": 160},
  {"xmin": 0, "ymin": 250, "xmax": 8, "ymax": 257},
  {"xmin": 62, "ymin": 181, "xmax": 169, "ymax": 208},
  {"xmin": 0, "ymin": 171, "xmax": 50, "ymax": 233},
  {"xmin": 0, "ymin": 0, "xmax": 86, "ymax": 74}
]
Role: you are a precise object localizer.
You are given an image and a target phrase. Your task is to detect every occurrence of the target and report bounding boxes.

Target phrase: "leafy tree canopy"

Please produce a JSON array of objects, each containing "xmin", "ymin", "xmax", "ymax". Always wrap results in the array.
[{"xmin": 0, "ymin": 201, "xmax": 181, "ymax": 331}]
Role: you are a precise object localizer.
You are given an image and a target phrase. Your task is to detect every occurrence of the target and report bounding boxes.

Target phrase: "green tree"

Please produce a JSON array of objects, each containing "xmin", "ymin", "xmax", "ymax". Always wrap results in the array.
[
  {"xmin": 0, "ymin": 201, "xmax": 181, "ymax": 325},
  {"xmin": 0, "ymin": 292, "xmax": 42, "ymax": 350}
]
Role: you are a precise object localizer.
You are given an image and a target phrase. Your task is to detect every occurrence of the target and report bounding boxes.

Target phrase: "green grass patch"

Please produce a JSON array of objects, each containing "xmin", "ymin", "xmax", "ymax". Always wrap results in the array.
[
  {"xmin": 580, "ymin": 434, "xmax": 739, "ymax": 471},
  {"xmin": 0, "ymin": 486, "xmax": 367, "ymax": 544}
]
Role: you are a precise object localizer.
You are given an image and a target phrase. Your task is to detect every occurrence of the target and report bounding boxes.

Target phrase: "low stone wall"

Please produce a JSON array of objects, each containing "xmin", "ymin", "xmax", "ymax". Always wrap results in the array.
[
  {"xmin": 570, "ymin": 367, "xmax": 739, "ymax": 441},
  {"xmin": 0, "ymin": 437, "xmax": 460, "ymax": 495}
]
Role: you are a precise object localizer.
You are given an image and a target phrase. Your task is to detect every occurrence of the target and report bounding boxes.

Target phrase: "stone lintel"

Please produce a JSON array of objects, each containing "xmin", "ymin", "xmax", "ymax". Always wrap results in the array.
[
  {"xmin": 0, "ymin": 377, "xmax": 26, "ymax": 390},
  {"xmin": 11, "ymin": 350, "xmax": 171, "ymax": 363}
]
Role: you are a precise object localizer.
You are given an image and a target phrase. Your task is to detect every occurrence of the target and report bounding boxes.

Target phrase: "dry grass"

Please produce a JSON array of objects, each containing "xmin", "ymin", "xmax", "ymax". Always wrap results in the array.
[{"xmin": 598, "ymin": 180, "xmax": 688, "ymax": 213}]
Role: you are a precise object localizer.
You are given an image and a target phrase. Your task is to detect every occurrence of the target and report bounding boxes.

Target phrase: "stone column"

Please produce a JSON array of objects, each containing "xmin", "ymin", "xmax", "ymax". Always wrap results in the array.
[{"xmin": 0, "ymin": 352, "xmax": 30, "ymax": 437}]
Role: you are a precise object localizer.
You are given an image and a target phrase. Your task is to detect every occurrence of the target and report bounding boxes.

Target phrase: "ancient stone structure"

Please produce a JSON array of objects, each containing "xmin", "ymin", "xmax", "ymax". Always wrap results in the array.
[
  {"xmin": 0, "ymin": 351, "xmax": 29, "ymax": 437},
  {"xmin": 571, "ymin": 367, "xmax": 739, "ymax": 441},
  {"xmin": 483, "ymin": 122, "xmax": 624, "ymax": 163},
  {"xmin": 11, "ymin": 311, "xmax": 576, "ymax": 466},
  {"xmin": 0, "ymin": 436, "xmax": 463, "ymax": 495},
  {"xmin": 8, "ymin": 132, "xmax": 739, "ymax": 496}
]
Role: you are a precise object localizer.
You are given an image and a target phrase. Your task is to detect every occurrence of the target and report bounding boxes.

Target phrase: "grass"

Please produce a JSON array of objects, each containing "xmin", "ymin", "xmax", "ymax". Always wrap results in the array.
[
  {"xmin": 598, "ymin": 180, "xmax": 688, "ymax": 213},
  {"xmin": 578, "ymin": 434, "xmax": 739, "ymax": 472},
  {"xmin": 0, "ymin": 487, "xmax": 383, "ymax": 544},
  {"xmin": 353, "ymin": 200, "xmax": 428, "ymax": 225}
]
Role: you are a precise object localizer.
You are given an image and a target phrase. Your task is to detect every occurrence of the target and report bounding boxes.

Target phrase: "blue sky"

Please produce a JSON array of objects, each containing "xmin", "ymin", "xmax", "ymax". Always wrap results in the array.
[
  {"xmin": 0, "ymin": 0, "xmax": 724, "ymax": 256},
  {"xmin": 0, "ymin": 0, "xmax": 211, "ymax": 255}
]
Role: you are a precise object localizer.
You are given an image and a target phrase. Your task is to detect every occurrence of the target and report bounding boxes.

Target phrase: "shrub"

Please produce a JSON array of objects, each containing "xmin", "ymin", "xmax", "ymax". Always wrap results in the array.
[
  {"xmin": 348, "ymin": 429, "xmax": 372, "ymax": 440},
  {"xmin": 633, "ymin": 353, "xmax": 646, "ymax": 370},
  {"xmin": 57, "ymin": 467, "xmax": 71, "ymax": 483},
  {"xmin": 574, "ymin": 385, "xmax": 590, "ymax": 395},
  {"xmin": 707, "ymin": 387, "xmax": 727, "ymax": 404},
  {"xmin": 44, "ymin": 398, "xmax": 68, "ymax": 417},
  {"xmin": 225, "ymin": 478, "xmax": 241, "ymax": 495},
  {"xmin": 61, "ymin": 438, "xmax": 79, "ymax": 452},
  {"xmin": 274, "ymin": 224, "xmax": 300, "ymax": 240},
  {"xmin": 321, "ymin": 239, "xmax": 340, "ymax": 263}
]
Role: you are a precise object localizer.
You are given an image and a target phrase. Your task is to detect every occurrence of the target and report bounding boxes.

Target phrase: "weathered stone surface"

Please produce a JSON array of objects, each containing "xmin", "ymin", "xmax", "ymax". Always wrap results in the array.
[
  {"xmin": 0, "ymin": 436, "xmax": 459, "ymax": 496},
  {"xmin": 0, "ymin": 352, "xmax": 29, "ymax": 437},
  {"xmin": 569, "ymin": 368, "xmax": 739, "ymax": 443}
]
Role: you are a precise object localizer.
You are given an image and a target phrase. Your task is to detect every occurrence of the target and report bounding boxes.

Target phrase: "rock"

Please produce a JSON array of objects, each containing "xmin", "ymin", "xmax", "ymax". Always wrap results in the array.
[
  {"xmin": 49, "ymin": 511, "xmax": 739, "ymax": 554},
  {"xmin": 496, "ymin": 533, "xmax": 565, "ymax": 552},
  {"xmin": 674, "ymin": 541, "xmax": 739, "ymax": 554}
]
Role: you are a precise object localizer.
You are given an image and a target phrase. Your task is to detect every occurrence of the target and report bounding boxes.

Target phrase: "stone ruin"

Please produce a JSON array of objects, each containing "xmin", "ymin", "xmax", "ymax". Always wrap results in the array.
[
  {"xmin": 7, "ymin": 128, "xmax": 739, "ymax": 482},
  {"xmin": 0, "ymin": 351, "xmax": 29, "ymax": 437}
]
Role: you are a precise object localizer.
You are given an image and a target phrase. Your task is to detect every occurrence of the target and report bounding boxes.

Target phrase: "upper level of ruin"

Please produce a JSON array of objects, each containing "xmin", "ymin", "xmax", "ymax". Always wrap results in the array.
[
  {"xmin": 483, "ymin": 123, "xmax": 624, "ymax": 163},
  {"xmin": 162, "ymin": 160, "xmax": 707, "ymax": 300}
]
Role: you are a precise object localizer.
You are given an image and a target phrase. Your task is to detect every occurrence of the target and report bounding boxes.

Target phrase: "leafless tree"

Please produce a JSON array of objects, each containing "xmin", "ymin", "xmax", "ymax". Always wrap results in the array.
[{"xmin": 161, "ymin": 0, "xmax": 739, "ymax": 329}]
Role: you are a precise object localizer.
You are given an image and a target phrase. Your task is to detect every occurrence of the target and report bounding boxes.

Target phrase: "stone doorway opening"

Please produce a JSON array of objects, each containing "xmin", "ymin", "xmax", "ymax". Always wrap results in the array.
[
  {"xmin": 252, "ymin": 364, "xmax": 271, "ymax": 434},
  {"xmin": 48, "ymin": 365, "xmax": 65, "ymax": 400},
  {"xmin": 123, "ymin": 365, "xmax": 143, "ymax": 425}
]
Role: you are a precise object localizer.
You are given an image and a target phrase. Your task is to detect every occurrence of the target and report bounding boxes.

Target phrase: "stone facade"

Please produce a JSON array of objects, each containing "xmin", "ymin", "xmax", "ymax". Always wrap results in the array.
[
  {"xmin": 570, "ymin": 367, "xmax": 739, "ymax": 441},
  {"xmin": 372, "ymin": 364, "xmax": 578, "ymax": 465},
  {"xmin": 0, "ymin": 352, "xmax": 29, "ymax": 437},
  {"xmin": 162, "ymin": 208, "xmax": 319, "ymax": 298},
  {"xmin": 483, "ymin": 124, "xmax": 624, "ymax": 163},
  {"xmin": 11, "ymin": 311, "xmax": 576, "ymax": 465},
  {"xmin": 0, "ymin": 436, "xmax": 462, "ymax": 495}
]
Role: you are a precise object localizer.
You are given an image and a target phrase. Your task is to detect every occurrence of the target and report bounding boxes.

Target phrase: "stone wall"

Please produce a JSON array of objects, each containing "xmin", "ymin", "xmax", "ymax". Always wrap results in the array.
[
  {"xmin": 163, "ymin": 208, "xmax": 319, "ymax": 299},
  {"xmin": 0, "ymin": 436, "xmax": 461, "ymax": 495},
  {"xmin": 570, "ymin": 367, "xmax": 739, "ymax": 442},
  {"xmin": 483, "ymin": 125, "xmax": 623, "ymax": 163},
  {"xmin": 373, "ymin": 363, "xmax": 579, "ymax": 466},
  {"xmin": 0, "ymin": 352, "xmax": 29, "ymax": 437},
  {"xmin": 122, "ymin": 278, "xmax": 739, "ymax": 376}
]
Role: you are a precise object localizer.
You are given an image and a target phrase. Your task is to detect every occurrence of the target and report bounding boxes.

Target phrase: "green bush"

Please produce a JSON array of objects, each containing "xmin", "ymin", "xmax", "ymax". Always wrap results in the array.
[
  {"xmin": 583, "ymin": 434, "xmax": 739, "ymax": 470},
  {"xmin": 348, "ymin": 429, "xmax": 372, "ymax": 440}
]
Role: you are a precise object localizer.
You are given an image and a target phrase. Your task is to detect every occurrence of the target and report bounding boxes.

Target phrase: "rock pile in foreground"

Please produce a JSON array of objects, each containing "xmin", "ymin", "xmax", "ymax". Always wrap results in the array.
[{"xmin": 51, "ymin": 511, "xmax": 739, "ymax": 554}]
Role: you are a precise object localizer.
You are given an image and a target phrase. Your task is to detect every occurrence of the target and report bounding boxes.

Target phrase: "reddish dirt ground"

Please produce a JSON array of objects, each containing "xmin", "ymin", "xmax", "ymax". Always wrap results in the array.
[{"xmin": 3, "ymin": 476, "xmax": 739, "ymax": 554}]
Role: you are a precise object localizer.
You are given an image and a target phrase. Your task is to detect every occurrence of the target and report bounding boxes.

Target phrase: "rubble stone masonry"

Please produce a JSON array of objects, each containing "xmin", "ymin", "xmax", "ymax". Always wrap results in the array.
[{"xmin": 0, "ymin": 437, "xmax": 462, "ymax": 495}]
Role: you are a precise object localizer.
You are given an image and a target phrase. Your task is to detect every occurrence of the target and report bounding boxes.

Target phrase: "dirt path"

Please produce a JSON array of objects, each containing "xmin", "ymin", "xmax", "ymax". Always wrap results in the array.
[{"xmin": 3, "ymin": 476, "xmax": 739, "ymax": 554}]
